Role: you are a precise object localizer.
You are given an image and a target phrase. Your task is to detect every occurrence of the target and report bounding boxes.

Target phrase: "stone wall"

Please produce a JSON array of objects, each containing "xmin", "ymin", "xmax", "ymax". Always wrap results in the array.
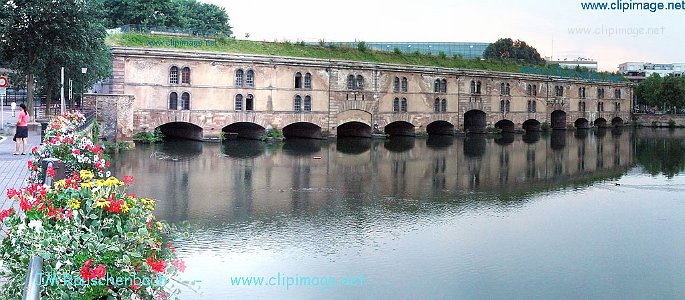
[
  {"xmin": 83, "ymin": 94, "xmax": 135, "ymax": 141},
  {"xmin": 634, "ymin": 114, "xmax": 685, "ymax": 127}
]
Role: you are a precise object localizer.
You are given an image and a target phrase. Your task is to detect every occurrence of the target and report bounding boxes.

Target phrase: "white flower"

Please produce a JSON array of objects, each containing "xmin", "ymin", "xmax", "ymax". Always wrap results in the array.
[
  {"xmin": 28, "ymin": 220, "xmax": 43, "ymax": 232},
  {"xmin": 16, "ymin": 223, "xmax": 26, "ymax": 233}
]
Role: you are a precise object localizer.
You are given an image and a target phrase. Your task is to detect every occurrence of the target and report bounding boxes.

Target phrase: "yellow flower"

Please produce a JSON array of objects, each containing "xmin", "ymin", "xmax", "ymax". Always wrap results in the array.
[
  {"xmin": 95, "ymin": 179, "xmax": 105, "ymax": 186},
  {"xmin": 54, "ymin": 180, "xmax": 66, "ymax": 189},
  {"xmin": 94, "ymin": 198, "xmax": 110, "ymax": 208},
  {"xmin": 69, "ymin": 198, "xmax": 81, "ymax": 209},
  {"xmin": 104, "ymin": 177, "xmax": 123, "ymax": 187},
  {"xmin": 80, "ymin": 182, "xmax": 94, "ymax": 189},
  {"xmin": 140, "ymin": 198, "xmax": 155, "ymax": 210},
  {"xmin": 120, "ymin": 203, "xmax": 131, "ymax": 213},
  {"xmin": 79, "ymin": 170, "xmax": 94, "ymax": 180}
]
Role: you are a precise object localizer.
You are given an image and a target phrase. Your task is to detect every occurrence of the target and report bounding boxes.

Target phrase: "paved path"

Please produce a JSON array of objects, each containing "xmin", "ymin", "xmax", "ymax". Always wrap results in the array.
[{"xmin": 0, "ymin": 110, "xmax": 41, "ymax": 211}]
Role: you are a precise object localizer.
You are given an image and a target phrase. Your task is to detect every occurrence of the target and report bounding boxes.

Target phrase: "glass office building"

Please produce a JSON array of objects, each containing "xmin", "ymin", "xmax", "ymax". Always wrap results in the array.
[{"xmin": 313, "ymin": 42, "xmax": 490, "ymax": 59}]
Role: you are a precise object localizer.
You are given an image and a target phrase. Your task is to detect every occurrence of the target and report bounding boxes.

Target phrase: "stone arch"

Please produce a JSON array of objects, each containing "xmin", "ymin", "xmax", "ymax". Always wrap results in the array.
[
  {"xmin": 551, "ymin": 110, "xmax": 567, "ymax": 129},
  {"xmin": 384, "ymin": 121, "xmax": 415, "ymax": 136},
  {"xmin": 222, "ymin": 122, "xmax": 266, "ymax": 140},
  {"xmin": 282, "ymin": 122, "xmax": 322, "ymax": 139},
  {"xmin": 574, "ymin": 118, "xmax": 589, "ymax": 129},
  {"xmin": 156, "ymin": 122, "xmax": 203, "ymax": 141},
  {"xmin": 337, "ymin": 122, "xmax": 372, "ymax": 138},
  {"xmin": 611, "ymin": 117, "xmax": 624, "ymax": 127},
  {"xmin": 522, "ymin": 119, "xmax": 541, "ymax": 132},
  {"xmin": 594, "ymin": 118, "xmax": 607, "ymax": 128},
  {"xmin": 464, "ymin": 110, "xmax": 487, "ymax": 133},
  {"xmin": 426, "ymin": 121, "xmax": 455, "ymax": 136},
  {"xmin": 494, "ymin": 119, "xmax": 515, "ymax": 133},
  {"xmin": 337, "ymin": 109, "xmax": 372, "ymax": 127}
]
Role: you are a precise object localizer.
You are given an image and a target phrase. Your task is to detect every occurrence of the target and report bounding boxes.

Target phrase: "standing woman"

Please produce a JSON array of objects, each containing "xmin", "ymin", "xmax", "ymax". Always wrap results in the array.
[{"xmin": 14, "ymin": 104, "xmax": 29, "ymax": 155}]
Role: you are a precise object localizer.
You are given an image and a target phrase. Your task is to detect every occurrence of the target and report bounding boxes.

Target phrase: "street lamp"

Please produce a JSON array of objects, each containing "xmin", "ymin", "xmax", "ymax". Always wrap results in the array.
[{"xmin": 81, "ymin": 67, "xmax": 88, "ymax": 108}]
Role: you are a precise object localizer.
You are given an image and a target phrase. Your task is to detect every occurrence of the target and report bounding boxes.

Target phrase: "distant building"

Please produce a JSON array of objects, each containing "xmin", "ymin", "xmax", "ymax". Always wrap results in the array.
[
  {"xmin": 618, "ymin": 62, "xmax": 685, "ymax": 83},
  {"xmin": 310, "ymin": 42, "xmax": 490, "ymax": 59},
  {"xmin": 546, "ymin": 58, "xmax": 598, "ymax": 71}
]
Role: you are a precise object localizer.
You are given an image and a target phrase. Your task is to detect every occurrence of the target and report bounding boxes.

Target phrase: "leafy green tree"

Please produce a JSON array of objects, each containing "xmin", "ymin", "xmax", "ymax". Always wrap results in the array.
[
  {"xmin": 483, "ymin": 38, "xmax": 544, "ymax": 64},
  {"xmin": 634, "ymin": 73, "xmax": 662, "ymax": 107},
  {"xmin": 0, "ymin": 0, "xmax": 111, "ymax": 117},
  {"xmin": 658, "ymin": 75, "xmax": 685, "ymax": 113}
]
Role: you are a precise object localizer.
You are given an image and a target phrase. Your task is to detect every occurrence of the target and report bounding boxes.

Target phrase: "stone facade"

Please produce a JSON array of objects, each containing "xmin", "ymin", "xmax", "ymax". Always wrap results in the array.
[
  {"xmin": 83, "ymin": 94, "xmax": 135, "ymax": 141},
  {"xmin": 102, "ymin": 47, "xmax": 632, "ymax": 140}
]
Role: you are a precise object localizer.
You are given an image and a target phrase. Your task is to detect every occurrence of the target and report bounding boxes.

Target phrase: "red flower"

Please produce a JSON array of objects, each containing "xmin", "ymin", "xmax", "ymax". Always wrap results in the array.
[
  {"xmin": 146, "ymin": 254, "xmax": 168, "ymax": 274},
  {"xmin": 105, "ymin": 199, "xmax": 123, "ymax": 213},
  {"xmin": 80, "ymin": 259, "xmax": 107, "ymax": 281},
  {"xmin": 105, "ymin": 161, "xmax": 111, "ymax": 167},
  {"xmin": 72, "ymin": 149, "xmax": 80, "ymax": 155},
  {"xmin": 0, "ymin": 208, "xmax": 14, "ymax": 221},
  {"xmin": 6, "ymin": 188, "xmax": 19, "ymax": 199},
  {"xmin": 123, "ymin": 176, "xmax": 134, "ymax": 185},
  {"xmin": 27, "ymin": 160, "xmax": 32, "ymax": 169},
  {"xmin": 173, "ymin": 259, "xmax": 186, "ymax": 272},
  {"xmin": 31, "ymin": 146, "xmax": 38, "ymax": 153},
  {"xmin": 46, "ymin": 165, "xmax": 55, "ymax": 178}
]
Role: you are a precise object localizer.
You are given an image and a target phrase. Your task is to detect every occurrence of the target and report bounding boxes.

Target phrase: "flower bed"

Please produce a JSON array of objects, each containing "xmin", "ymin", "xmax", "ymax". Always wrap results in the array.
[{"xmin": 0, "ymin": 111, "xmax": 185, "ymax": 299}]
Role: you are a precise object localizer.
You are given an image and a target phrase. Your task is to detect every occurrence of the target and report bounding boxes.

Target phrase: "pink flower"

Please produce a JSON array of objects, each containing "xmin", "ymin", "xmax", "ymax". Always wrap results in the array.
[
  {"xmin": 123, "ymin": 176, "xmax": 134, "ymax": 185},
  {"xmin": 173, "ymin": 259, "xmax": 186, "ymax": 272},
  {"xmin": 72, "ymin": 149, "xmax": 80, "ymax": 155}
]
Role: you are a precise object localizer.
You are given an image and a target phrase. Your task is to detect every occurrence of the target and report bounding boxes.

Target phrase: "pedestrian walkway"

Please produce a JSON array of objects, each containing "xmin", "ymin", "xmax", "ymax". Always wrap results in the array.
[{"xmin": 0, "ymin": 110, "xmax": 41, "ymax": 211}]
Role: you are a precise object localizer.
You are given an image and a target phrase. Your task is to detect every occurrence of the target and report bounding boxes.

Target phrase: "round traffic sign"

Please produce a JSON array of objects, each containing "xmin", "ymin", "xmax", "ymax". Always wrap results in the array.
[{"xmin": 0, "ymin": 76, "xmax": 8, "ymax": 87}]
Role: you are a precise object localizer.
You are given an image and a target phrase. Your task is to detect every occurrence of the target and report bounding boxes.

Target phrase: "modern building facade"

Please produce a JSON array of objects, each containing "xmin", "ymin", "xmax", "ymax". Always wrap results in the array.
[
  {"xmin": 547, "ymin": 58, "xmax": 598, "ymax": 71},
  {"xmin": 309, "ymin": 42, "xmax": 490, "ymax": 59},
  {"xmin": 90, "ymin": 47, "xmax": 631, "ymax": 141},
  {"xmin": 619, "ymin": 62, "xmax": 685, "ymax": 82}
]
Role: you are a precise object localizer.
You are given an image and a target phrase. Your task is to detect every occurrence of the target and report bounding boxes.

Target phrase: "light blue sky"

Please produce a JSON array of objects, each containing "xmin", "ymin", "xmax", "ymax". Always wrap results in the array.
[{"xmin": 207, "ymin": 0, "xmax": 684, "ymax": 71}]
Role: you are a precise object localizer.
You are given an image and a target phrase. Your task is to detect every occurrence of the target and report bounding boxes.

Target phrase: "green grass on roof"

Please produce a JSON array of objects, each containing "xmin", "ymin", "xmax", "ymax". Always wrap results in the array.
[{"xmin": 107, "ymin": 33, "xmax": 530, "ymax": 73}]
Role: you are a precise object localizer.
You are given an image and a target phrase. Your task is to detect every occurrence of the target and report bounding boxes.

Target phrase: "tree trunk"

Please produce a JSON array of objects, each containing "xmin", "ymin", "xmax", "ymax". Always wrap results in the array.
[
  {"xmin": 26, "ymin": 73, "xmax": 34, "ymax": 121},
  {"xmin": 45, "ymin": 83, "xmax": 53, "ymax": 117}
]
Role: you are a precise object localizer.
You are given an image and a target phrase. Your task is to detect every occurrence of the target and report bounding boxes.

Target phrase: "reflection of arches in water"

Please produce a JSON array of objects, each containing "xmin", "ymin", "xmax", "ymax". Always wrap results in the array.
[
  {"xmin": 337, "ymin": 122, "xmax": 372, "ymax": 138},
  {"xmin": 283, "ymin": 122, "xmax": 322, "ymax": 139},
  {"xmin": 522, "ymin": 131, "xmax": 541, "ymax": 144},
  {"xmin": 574, "ymin": 118, "xmax": 589, "ymax": 129},
  {"xmin": 523, "ymin": 119, "xmax": 541, "ymax": 132},
  {"xmin": 494, "ymin": 119, "xmax": 515, "ymax": 133},
  {"xmin": 494, "ymin": 133, "xmax": 515, "ymax": 145},
  {"xmin": 221, "ymin": 140, "xmax": 264, "ymax": 159},
  {"xmin": 426, "ymin": 121, "xmax": 455, "ymax": 135},
  {"xmin": 384, "ymin": 137, "xmax": 415, "ymax": 153},
  {"xmin": 594, "ymin": 118, "xmax": 607, "ymax": 128},
  {"xmin": 384, "ymin": 121, "xmax": 415, "ymax": 136},
  {"xmin": 222, "ymin": 122, "xmax": 266, "ymax": 140},
  {"xmin": 595, "ymin": 127, "xmax": 607, "ymax": 138},
  {"xmin": 611, "ymin": 127, "xmax": 624, "ymax": 137},
  {"xmin": 153, "ymin": 139, "xmax": 204, "ymax": 159},
  {"xmin": 551, "ymin": 110, "xmax": 567, "ymax": 129},
  {"xmin": 282, "ymin": 139, "xmax": 322, "ymax": 156},
  {"xmin": 574, "ymin": 129, "xmax": 588, "ymax": 139},
  {"xmin": 611, "ymin": 117, "xmax": 624, "ymax": 127},
  {"xmin": 426, "ymin": 135, "xmax": 454, "ymax": 149},
  {"xmin": 336, "ymin": 137, "xmax": 372, "ymax": 154},
  {"xmin": 464, "ymin": 110, "xmax": 487, "ymax": 133},
  {"xmin": 550, "ymin": 130, "xmax": 566, "ymax": 150},
  {"xmin": 157, "ymin": 122, "xmax": 203, "ymax": 140},
  {"xmin": 463, "ymin": 136, "xmax": 486, "ymax": 157}
]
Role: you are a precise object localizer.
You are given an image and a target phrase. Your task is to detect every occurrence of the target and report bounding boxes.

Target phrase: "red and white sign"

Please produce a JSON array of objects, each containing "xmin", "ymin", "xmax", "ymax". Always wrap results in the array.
[{"xmin": 0, "ymin": 76, "xmax": 8, "ymax": 88}]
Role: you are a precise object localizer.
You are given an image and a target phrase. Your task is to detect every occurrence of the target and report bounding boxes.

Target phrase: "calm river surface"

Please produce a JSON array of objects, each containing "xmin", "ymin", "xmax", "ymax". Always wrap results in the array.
[{"xmin": 111, "ymin": 129, "xmax": 685, "ymax": 300}]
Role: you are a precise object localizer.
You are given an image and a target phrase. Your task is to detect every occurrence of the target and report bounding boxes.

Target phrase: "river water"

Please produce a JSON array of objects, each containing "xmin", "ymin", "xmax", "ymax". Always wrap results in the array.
[{"xmin": 111, "ymin": 129, "xmax": 685, "ymax": 300}]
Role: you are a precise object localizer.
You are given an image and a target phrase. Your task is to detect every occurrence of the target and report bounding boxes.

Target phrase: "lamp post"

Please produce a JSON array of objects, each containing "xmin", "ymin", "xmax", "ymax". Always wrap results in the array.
[{"xmin": 80, "ymin": 67, "xmax": 88, "ymax": 108}]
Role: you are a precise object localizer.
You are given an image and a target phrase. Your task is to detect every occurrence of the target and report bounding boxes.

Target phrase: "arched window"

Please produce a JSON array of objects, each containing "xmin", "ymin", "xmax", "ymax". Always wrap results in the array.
[
  {"xmin": 615, "ymin": 102, "xmax": 620, "ymax": 111},
  {"xmin": 476, "ymin": 81, "xmax": 482, "ymax": 94},
  {"xmin": 434, "ymin": 79, "xmax": 440, "ymax": 93},
  {"xmin": 441, "ymin": 99, "xmax": 447, "ymax": 112},
  {"xmin": 295, "ymin": 72, "xmax": 302, "ymax": 89},
  {"xmin": 393, "ymin": 97, "xmax": 400, "ymax": 112},
  {"xmin": 501, "ymin": 83, "xmax": 510, "ymax": 95},
  {"xmin": 506, "ymin": 100, "xmax": 510, "ymax": 112},
  {"xmin": 614, "ymin": 88, "xmax": 621, "ymax": 99},
  {"xmin": 401, "ymin": 77, "xmax": 408, "ymax": 92},
  {"xmin": 579, "ymin": 101, "xmax": 586, "ymax": 112},
  {"xmin": 532, "ymin": 100, "xmax": 537, "ymax": 112},
  {"xmin": 347, "ymin": 75, "xmax": 355, "ymax": 90},
  {"xmin": 471, "ymin": 81, "xmax": 476, "ymax": 94},
  {"xmin": 441, "ymin": 79, "xmax": 447, "ymax": 93},
  {"xmin": 235, "ymin": 69, "xmax": 244, "ymax": 87},
  {"xmin": 393, "ymin": 77, "xmax": 400, "ymax": 92},
  {"xmin": 500, "ymin": 99, "xmax": 505, "ymax": 112},
  {"xmin": 500, "ymin": 83, "xmax": 506, "ymax": 95},
  {"xmin": 294, "ymin": 95, "xmax": 302, "ymax": 112},
  {"xmin": 169, "ymin": 66, "xmax": 179, "ymax": 84},
  {"xmin": 434, "ymin": 98, "xmax": 440, "ymax": 112},
  {"xmin": 598, "ymin": 101, "xmax": 604, "ymax": 112},
  {"xmin": 304, "ymin": 95, "xmax": 312, "ymax": 111},
  {"xmin": 355, "ymin": 75, "xmax": 364, "ymax": 90},
  {"xmin": 245, "ymin": 94, "xmax": 254, "ymax": 111},
  {"xmin": 181, "ymin": 67, "xmax": 190, "ymax": 84},
  {"xmin": 304, "ymin": 73, "xmax": 312, "ymax": 89},
  {"xmin": 598, "ymin": 88, "xmax": 605, "ymax": 99},
  {"xmin": 180, "ymin": 92, "xmax": 190, "ymax": 110},
  {"xmin": 246, "ymin": 70, "xmax": 254, "ymax": 88},
  {"xmin": 532, "ymin": 84, "xmax": 537, "ymax": 96},
  {"xmin": 168, "ymin": 92, "xmax": 178, "ymax": 110},
  {"xmin": 400, "ymin": 98, "xmax": 408, "ymax": 112},
  {"xmin": 501, "ymin": 100, "xmax": 510, "ymax": 113},
  {"xmin": 235, "ymin": 94, "xmax": 243, "ymax": 111}
]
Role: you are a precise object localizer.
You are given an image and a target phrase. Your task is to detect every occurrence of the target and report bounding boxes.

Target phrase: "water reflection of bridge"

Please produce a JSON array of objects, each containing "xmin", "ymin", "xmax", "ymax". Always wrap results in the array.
[{"xmin": 113, "ymin": 129, "xmax": 637, "ymax": 221}]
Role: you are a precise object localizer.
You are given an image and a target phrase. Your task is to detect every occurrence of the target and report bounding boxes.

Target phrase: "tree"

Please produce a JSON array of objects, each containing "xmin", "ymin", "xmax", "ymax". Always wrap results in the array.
[
  {"xmin": 0, "ymin": 0, "xmax": 111, "ymax": 118},
  {"xmin": 634, "ymin": 73, "xmax": 662, "ymax": 107},
  {"xmin": 483, "ymin": 38, "xmax": 544, "ymax": 64},
  {"xmin": 658, "ymin": 75, "xmax": 685, "ymax": 113}
]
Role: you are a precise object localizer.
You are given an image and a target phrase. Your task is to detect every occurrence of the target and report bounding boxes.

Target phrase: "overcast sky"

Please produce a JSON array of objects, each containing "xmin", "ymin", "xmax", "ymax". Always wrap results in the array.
[{"xmin": 205, "ymin": 0, "xmax": 684, "ymax": 71}]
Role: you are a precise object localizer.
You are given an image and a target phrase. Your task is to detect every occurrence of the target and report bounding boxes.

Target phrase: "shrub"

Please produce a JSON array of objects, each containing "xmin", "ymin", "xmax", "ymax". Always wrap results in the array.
[
  {"xmin": 668, "ymin": 119, "xmax": 677, "ymax": 128},
  {"xmin": 357, "ymin": 41, "xmax": 367, "ymax": 52},
  {"xmin": 393, "ymin": 47, "xmax": 402, "ymax": 55},
  {"xmin": 541, "ymin": 122, "xmax": 551, "ymax": 131},
  {"xmin": 133, "ymin": 129, "xmax": 164, "ymax": 144}
]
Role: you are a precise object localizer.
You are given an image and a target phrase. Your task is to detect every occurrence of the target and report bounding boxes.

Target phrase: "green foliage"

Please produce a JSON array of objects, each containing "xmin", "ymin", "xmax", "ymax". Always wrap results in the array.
[
  {"xmin": 487, "ymin": 127, "xmax": 503, "ymax": 134},
  {"xmin": 262, "ymin": 128, "xmax": 283, "ymax": 141},
  {"xmin": 634, "ymin": 73, "xmax": 662, "ymax": 107},
  {"xmin": 635, "ymin": 137, "xmax": 685, "ymax": 178},
  {"xmin": 483, "ymin": 38, "xmax": 544, "ymax": 64},
  {"xmin": 657, "ymin": 75, "xmax": 685, "ymax": 113},
  {"xmin": 109, "ymin": 32, "xmax": 539, "ymax": 73},
  {"xmin": 321, "ymin": 130, "xmax": 332, "ymax": 137},
  {"xmin": 541, "ymin": 122, "xmax": 551, "ymax": 131},
  {"xmin": 91, "ymin": 120, "xmax": 101, "ymax": 143},
  {"xmin": 393, "ymin": 47, "xmax": 402, "ymax": 55},
  {"xmin": 133, "ymin": 128, "xmax": 164, "ymax": 143},
  {"xmin": 438, "ymin": 51, "xmax": 447, "ymax": 59},
  {"xmin": 102, "ymin": 0, "xmax": 232, "ymax": 35},
  {"xmin": 668, "ymin": 119, "xmax": 677, "ymax": 128},
  {"xmin": 103, "ymin": 141, "xmax": 133, "ymax": 154},
  {"xmin": 357, "ymin": 41, "xmax": 367, "ymax": 52}
]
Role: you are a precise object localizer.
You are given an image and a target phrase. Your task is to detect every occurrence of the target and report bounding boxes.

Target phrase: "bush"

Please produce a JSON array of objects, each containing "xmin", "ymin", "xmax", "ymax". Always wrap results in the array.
[
  {"xmin": 541, "ymin": 122, "xmax": 551, "ymax": 131},
  {"xmin": 393, "ymin": 47, "xmax": 402, "ymax": 55},
  {"xmin": 133, "ymin": 129, "xmax": 164, "ymax": 143},
  {"xmin": 357, "ymin": 41, "xmax": 367, "ymax": 52},
  {"xmin": 438, "ymin": 51, "xmax": 447, "ymax": 59},
  {"xmin": 262, "ymin": 128, "xmax": 283, "ymax": 141},
  {"xmin": 0, "ymin": 111, "xmax": 187, "ymax": 299},
  {"xmin": 668, "ymin": 119, "xmax": 677, "ymax": 128}
]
